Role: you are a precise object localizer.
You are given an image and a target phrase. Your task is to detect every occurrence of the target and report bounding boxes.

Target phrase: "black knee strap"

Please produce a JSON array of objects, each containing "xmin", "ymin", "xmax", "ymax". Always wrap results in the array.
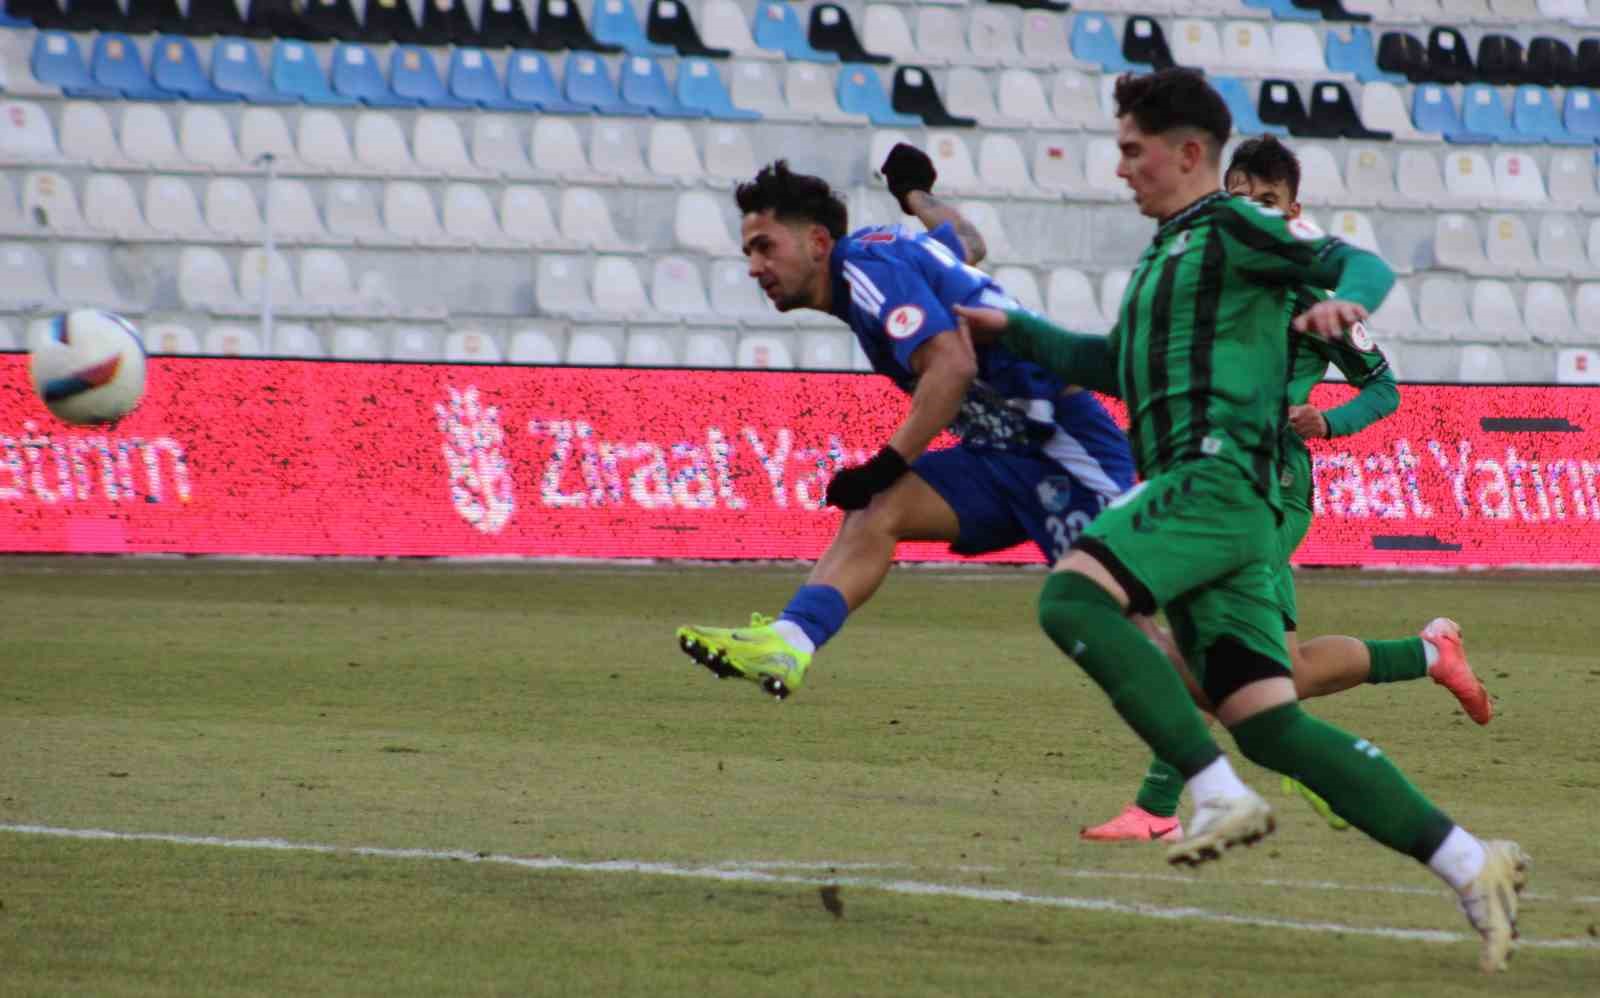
[{"xmin": 1202, "ymin": 635, "xmax": 1292, "ymax": 708}]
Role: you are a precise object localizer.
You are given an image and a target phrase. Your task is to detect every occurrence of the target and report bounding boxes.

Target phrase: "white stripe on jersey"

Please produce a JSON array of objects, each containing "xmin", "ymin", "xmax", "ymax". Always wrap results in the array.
[
  {"xmin": 841, "ymin": 261, "xmax": 885, "ymax": 315},
  {"xmin": 1041, "ymin": 423, "xmax": 1126, "ymax": 502}
]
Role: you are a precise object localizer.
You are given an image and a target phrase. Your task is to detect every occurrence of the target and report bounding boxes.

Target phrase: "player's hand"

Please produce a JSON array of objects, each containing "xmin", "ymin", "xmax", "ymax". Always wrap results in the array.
[
  {"xmin": 880, "ymin": 143, "xmax": 937, "ymax": 215},
  {"xmin": 1288, "ymin": 404, "xmax": 1330, "ymax": 440},
  {"xmin": 1292, "ymin": 299, "xmax": 1368, "ymax": 340},
  {"xmin": 952, "ymin": 304, "xmax": 1008, "ymax": 345},
  {"xmin": 825, "ymin": 445, "xmax": 909, "ymax": 511}
]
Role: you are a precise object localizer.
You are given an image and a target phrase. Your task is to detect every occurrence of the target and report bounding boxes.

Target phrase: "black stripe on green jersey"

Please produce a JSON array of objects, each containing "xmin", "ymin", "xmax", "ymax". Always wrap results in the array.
[
  {"xmin": 1212, "ymin": 208, "xmax": 1339, "ymax": 268},
  {"xmin": 1146, "ymin": 248, "xmax": 1183, "ymax": 468},
  {"xmin": 1120, "ymin": 256, "xmax": 1157, "ymax": 465},
  {"xmin": 1187, "ymin": 227, "xmax": 1227, "ymax": 465}
]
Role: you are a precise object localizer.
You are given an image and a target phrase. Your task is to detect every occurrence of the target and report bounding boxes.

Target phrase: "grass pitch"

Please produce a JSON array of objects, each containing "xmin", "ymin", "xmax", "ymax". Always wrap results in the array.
[{"xmin": 1, "ymin": 558, "xmax": 1597, "ymax": 996}]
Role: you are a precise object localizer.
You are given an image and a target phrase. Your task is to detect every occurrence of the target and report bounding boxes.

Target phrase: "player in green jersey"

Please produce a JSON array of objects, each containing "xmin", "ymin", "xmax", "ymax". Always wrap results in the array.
[
  {"xmin": 1084, "ymin": 135, "xmax": 1492, "ymax": 845},
  {"xmin": 957, "ymin": 70, "xmax": 1526, "ymax": 973}
]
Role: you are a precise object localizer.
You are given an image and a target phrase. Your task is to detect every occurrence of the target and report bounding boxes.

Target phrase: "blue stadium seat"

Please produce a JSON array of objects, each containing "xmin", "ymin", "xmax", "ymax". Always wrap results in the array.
[
  {"xmin": 677, "ymin": 57, "xmax": 759, "ymax": 121},
  {"xmin": 837, "ymin": 64, "xmax": 918, "ymax": 126},
  {"xmin": 31, "ymin": 31, "xmax": 119, "ymax": 98},
  {"xmin": 151, "ymin": 35, "xmax": 236, "ymax": 102},
  {"xmin": 1412, "ymin": 84, "xmax": 1493, "ymax": 144},
  {"xmin": 213, "ymin": 36, "xmax": 292, "ymax": 104},
  {"xmin": 1325, "ymin": 26, "xmax": 1404, "ymax": 84},
  {"xmin": 1070, "ymin": 13, "xmax": 1135, "ymax": 72},
  {"xmin": 1213, "ymin": 75, "xmax": 1287, "ymax": 137},
  {"xmin": 272, "ymin": 39, "xmax": 356, "ymax": 106},
  {"xmin": 1564, "ymin": 89, "xmax": 1600, "ymax": 143},
  {"xmin": 752, "ymin": 2, "xmax": 837, "ymax": 62},
  {"xmin": 619, "ymin": 55, "xmax": 699, "ymax": 117},
  {"xmin": 1242, "ymin": 0, "xmax": 1318, "ymax": 20},
  {"xmin": 593, "ymin": 0, "xmax": 674, "ymax": 57},
  {"xmin": 447, "ymin": 48, "xmax": 522, "ymax": 110},
  {"xmin": 504, "ymin": 50, "xmax": 585, "ymax": 112},
  {"xmin": 91, "ymin": 33, "xmax": 175, "ymax": 100},
  {"xmin": 331, "ymin": 42, "xmax": 415, "ymax": 107},
  {"xmin": 1460, "ymin": 83, "xmax": 1534, "ymax": 145},
  {"xmin": 563, "ymin": 50, "xmax": 636, "ymax": 114},
  {"xmin": 1512, "ymin": 85, "xmax": 1588, "ymax": 146},
  {"xmin": 390, "ymin": 45, "xmax": 472, "ymax": 108},
  {"xmin": 0, "ymin": 0, "xmax": 30, "ymax": 26}
]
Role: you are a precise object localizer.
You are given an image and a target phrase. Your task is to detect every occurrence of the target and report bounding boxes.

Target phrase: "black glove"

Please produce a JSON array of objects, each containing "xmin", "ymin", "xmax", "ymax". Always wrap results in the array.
[
  {"xmin": 880, "ymin": 143, "xmax": 937, "ymax": 215},
  {"xmin": 825, "ymin": 446, "xmax": 909, "ymax": 511}
]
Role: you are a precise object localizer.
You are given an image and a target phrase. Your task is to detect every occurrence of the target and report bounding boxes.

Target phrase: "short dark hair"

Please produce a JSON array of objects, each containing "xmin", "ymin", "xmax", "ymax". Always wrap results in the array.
[
  {"xmin": 734, "ymin": 160, "xmax": 848, "ymax": 240},
  {"xmin": 1112, "ymin": 69, "xmax": 1231, "ymax": 152},
  {"xmin": 1226, "ymin": 135, "xmax": 1301, "ymax": 200}
]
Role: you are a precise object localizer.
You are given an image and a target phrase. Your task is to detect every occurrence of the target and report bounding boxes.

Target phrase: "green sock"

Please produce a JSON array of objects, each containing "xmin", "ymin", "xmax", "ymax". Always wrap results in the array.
[
  {"xmin": 1230, "ymin": 703, "xmax": 1455, "ymax": 862},
  {"xmin": 1365, "ymin": 638, "xmax": 1429, "ymax": 684},
  {"xmin": 1133, "ymin": 757, "xmax": 1183, "ymax": 818},
  {"xmin": 1037, "ymin": 572, "xmax": 1222, "ymax": 777}
]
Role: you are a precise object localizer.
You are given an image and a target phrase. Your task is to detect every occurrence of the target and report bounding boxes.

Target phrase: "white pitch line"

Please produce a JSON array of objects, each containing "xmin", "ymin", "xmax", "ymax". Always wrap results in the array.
[{"xmin": 5, "ymin": 823, "xmax": 1597, "ymax": 953}]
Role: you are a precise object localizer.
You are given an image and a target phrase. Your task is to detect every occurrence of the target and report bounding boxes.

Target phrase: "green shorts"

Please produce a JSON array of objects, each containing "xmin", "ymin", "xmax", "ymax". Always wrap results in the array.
[
  {"xmin": 1270, "ymin": 445, "xmax": 1315, "ymax": 631},
  {"xmin": 1077, "ymin": 457, "xmax": 1290, "ymax": 681}
]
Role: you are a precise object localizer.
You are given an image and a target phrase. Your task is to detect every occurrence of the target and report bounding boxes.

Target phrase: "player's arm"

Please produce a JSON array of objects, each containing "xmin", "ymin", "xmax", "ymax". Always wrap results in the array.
[
  {"xmin": 955, "ymin": 305, "xmax": 1121, "ymax": 397},
  {"xmin": 904, "ymin": 190, "xmax": 987, "ymax": 268},
  {"xmin": 1292, "ymin": 243, "xmax": 1394, "ymax": 339},
  {"xmin": 1311, "ymin": 339, "xmax": 1399, "ymax": 440}
]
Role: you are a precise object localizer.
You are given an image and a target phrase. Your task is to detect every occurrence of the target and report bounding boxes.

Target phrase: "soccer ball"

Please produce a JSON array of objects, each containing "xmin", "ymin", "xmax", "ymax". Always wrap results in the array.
[{"xmin": 29, "ymin": 309, "xmax": 147, "ymax": 426}]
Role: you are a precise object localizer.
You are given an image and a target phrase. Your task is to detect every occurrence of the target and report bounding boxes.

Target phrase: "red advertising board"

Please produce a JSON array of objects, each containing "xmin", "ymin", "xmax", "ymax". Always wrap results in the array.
[{"xmin": 1, "ymin": 355, "xmax": 1596, "ymax": 566}]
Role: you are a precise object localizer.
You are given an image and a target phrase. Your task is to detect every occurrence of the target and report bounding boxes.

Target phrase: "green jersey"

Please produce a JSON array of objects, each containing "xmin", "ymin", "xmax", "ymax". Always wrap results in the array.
[
  {"xmin": 1283, "ymin": 285, "xmax": 1399, "ymax": 458},
  {"xmin": 1107, "ymin": 192, "xmax": 1389, "ymax": 506}
]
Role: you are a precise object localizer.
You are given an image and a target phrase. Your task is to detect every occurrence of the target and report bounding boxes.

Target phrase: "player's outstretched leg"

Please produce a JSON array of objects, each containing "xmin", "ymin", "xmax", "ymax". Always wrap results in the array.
[
  {"xmin": 1420, "ymin": 617, "xmax": 1492, "ymax": 724},
  {"xmin": 676, "ymin": 585, "xmax": 843, "ymax": 700},
  {"xmin": 1459, "ymin": 840, "xmax": 1532, "ymax": 973}
]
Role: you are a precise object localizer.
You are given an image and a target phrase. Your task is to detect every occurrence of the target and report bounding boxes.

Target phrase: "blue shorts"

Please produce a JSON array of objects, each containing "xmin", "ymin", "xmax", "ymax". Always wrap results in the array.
[{"xmin": 912, "ymin": 446, "xmax": 1118, "ymax": 563}]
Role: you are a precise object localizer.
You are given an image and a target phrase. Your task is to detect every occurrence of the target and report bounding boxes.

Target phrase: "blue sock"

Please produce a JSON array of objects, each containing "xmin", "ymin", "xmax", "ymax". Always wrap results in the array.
[{"xmin": 779, "ymin": 585, "xmax": 849, "ymax": 650}]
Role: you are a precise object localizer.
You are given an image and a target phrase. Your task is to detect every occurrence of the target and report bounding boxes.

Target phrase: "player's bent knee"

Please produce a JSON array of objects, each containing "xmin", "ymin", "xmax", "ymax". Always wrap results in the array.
[{"xmin": 1201, "ymin": 636, "xmax": 1293, "ymax": 716}]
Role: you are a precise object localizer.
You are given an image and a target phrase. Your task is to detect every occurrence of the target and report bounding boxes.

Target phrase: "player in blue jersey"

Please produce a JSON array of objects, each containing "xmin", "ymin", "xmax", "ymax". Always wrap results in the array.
[{"xmin": 675, "ymin": 150, "xmax": 1136, "ymax": 699}]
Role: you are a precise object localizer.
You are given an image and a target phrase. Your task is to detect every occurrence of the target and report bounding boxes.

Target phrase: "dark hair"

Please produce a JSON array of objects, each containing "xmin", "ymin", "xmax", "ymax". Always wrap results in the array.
[
  {"xmin": 1112, "ymin": 69, "xmax": 1231, "ymax": 152},
  {"xmin": 734, "ymin": 160, "xmax": 848, "ymax": 240},
  {"xmin": 1226, "ymin": 135, "xmax": 1301, "ymax": 200}
]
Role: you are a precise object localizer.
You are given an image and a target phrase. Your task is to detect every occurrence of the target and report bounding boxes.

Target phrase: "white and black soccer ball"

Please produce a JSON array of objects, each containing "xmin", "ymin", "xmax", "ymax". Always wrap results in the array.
[{"xmin": 29, "ymin": 309, "xmax": 147, "ymax": 426}]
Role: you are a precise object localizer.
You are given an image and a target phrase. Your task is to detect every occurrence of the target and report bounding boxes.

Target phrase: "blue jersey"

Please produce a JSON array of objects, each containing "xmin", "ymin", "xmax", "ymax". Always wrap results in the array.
[{"xmin": 826, "ymin": 222, "xmax": 1135, "ymax": 500}]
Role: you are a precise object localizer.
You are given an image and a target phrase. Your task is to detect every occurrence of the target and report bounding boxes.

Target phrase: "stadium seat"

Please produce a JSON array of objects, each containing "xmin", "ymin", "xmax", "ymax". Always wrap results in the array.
[
  {"xmin": 651, "ymin": 256, "xmax": 714, "ymax": 320},
  {"xmin": 0, "ymin": 101, "xmax": 60, "ymax": 164},
  {"xmin": 970, "ymin": 7, "xmax": 1029, "ymax": 70},
  {"xmin": 560, "ymin": 187, "xmax": 630, "ymax": 251},
  {"xmin": 754, "ymin": 2, "xmax": 836, "ymax": 62},
  {"xmin": 1456, "ymin": 344, "xmax": 1506, "ymax": 383},
  {"xmin": 145, "ymin": 323, "xmax": 202, "ymax": 355},
  {"xmin": 946, "ymin": 66, "xmax": 1023, "ymax": 128},
  {"xmin": 678, "ymin": 57, "xmax": 758, "ymax": 120},
  {"xmin": 1572, "ymin": 285, "xmax": 1600, "ymax": 347},
  {"xmin": 1486, "ymin": 214, "xmax": 1563, "ymax": 279},
  {"xmin": 1433, "ymin": 214, "xmax": 1491, "ymax": 274},
  {"xmin": 990, "ymin": 266, "xmax": 1042, "ymax": 311},
  {"xmin": 353, "ymin": 111, "xmax": 419, "ymax": 175},
  {"xmin": 1416, "ymin": 276, "xmax": 1473, "ymax": 342},
  {"xmin": 507, "ymin": 326, "xmax": 564, "ymax": 364},
  {"xmin": 1511, "ymin": 85, "xmax": 1585, "ymax": 144},
  {"xmin": 708, "ymin": 256, "xmax": 788, "ymax": 326},
  {"xmin": 421, "ymin": 0, "xmax": 480, "ymax": 46},
  {"xmin": 917, "ymin": 7, "xmax": 974, "ymax": 65},
  {"xmin": 152, "ymin": 35, "xmax": 235, "ymax": 102},
  {"xmin": 270, "ymin": 324, "xmax": 323, "ymax": 358},
  {"xmin": 797, "ymin": 330, "xmax": 851, "ymax": 370},
  {"xmin": 238, "ymin": 247, "xmax": 302, "ymax": 313},
  {"xmin": 531, "ymin": 118, "xmax": 605, "ymax": 182},
  {"xmin": 21, "ymin": 170, "xmax": 90, "ymax": 236},
  {"xmin": 1535, "ymin": 215, "xmax": 1595, "ymax": 278},
  {"xmin": 82, "ymin": 173, "xmax": 145, "ymax": 238},
  {"xmin": 297, "ymin": 109, "xmax": 358, "ymax": 173},
  {"xmin": 187, "ymin": 0, "xmax": 255, "ymax": 37},
  {"xmin": 447, "ymin": 48, "xmax": 519, "ymax": 110},
  {"xmin": 471, "ymin": 116, "xmax": 534, "ymax": 177},
  {"xmin": 412, "ymin": 114, "xmax": 485, "ymax": 179},
  {"xmin": 213, "ymin": 36, "xmax": 290, "ymax": 104},
  {"xmin": 861, "ymin": 5, "xmax": 918, "ymax": 65},
  {"xmin": 892, "ymin": 66, "xmax": 974, "ymax": 128},
  {"xmin": 239, "ymin": 108, "xmax": 302, "ymax": 172},
  {"xmin": 90, "ymin": 33, "xmax": 172, "ymax": 99},
  {"xmin": 384, "ymin": 181, "xmax": 450, "ymax": 245},
  {"xmin": 31, "ymin": 31, "xmax": 118, "ymax": 98},
  {"xmin": 1360, "ymin": 81, "xmax": 1435, "ymax": 142},
  {"xmin": 594, "ymin": 0, "xmax": 673, "ymax": 56},
  {"xmin": 564, "ymin": 50, "xmax": 636, "ymax": 114},
  {"xmin": 1328, "ymin": 210, "xmax": 1403, "ymax": 271},
  {"xmin": 649, "ymin": 0, "xmax": 730, "ymax": 58},
  {"xmin": 179, "ymin": 106, "xmax": 243, "ymax": 169},
  {"xmin": 1556, "ymin": 348, "xmax": 1600, "ymax": 384},
  {"xmin": 566, "ymin": 326, "xmax": 623, "ymax": 365},
  {"xmin": 1343, "ymin": 148, "xmax": 1395, "ymax": 208},
  {"xmin": 1171, "ymin": 20, "xmax": 1224, "ymax": 71},
  {"xmin": 1295, "ymin": 146, "xmax": 1348, "ymax": 206},
  {"xmin": 1469, "ymin": 285, "xmax": 1527, "ymax": 346},
  {"xmin": 1046, "ymin": 267, "xmax": 1105, "ymax": 330},
  {"xmin": 504, "ymin": 51, "xmax": 584, "ymax": 112},
  {"xmin": 1054, "ymin": 73, "xmax": 1109, "ymax": 132},
  {"xmin": 120, "ymin": 104, "xmax": 186, "ymax": 170},
  {"xmin": 326, "ymin": 179, "xmax": 400, "ymax": 245},
  {"xmin": 206, "ymin": 326, "xmax": 264, "ymax": 357},
  {"xmin": 1548, "ymin": 150, "xmax": 1600, "ymax": 213},
  {"xmin": 837, "ymin": 64, "xmax": 917, "ymax": 125},
  {"xmin": 1460, "ymin": 84, "xmax": 1531, "ymax": 145},
  {"xmin": 0, "ymin": 243, "xmax": 54, "ymax": 310},
  {"xmin": 298, "ymin": 249, "xmax": 360, "ymax": 311},
  {"xmin": 365, "ymin": 0, "xmax": 424, "ymax": 45},
  {"xmin": 1019, "ymin": 11, "xmax": 1085, "ymax": 69},
  {"xmin": 204, "ymin": 177, "xmax": 264, "ymax": 241},
  {"xmin": 704, "ymin": 124, "xmax": 757, "ymax": 187},
  {"xmin": 144, "ymin": 174, "xmax": 210, "ymax": 240},
  {"xmin": 1442, "ymin": 150, "xmax": 1501, "ymax": 208},
  {"xmin": 978, "ymin": 134, "xmax": 1043, "ymax": 198},
  {"xmin": 390, "ymin": 326, "xmax": 442, "ymax": 361},
  {"xmin": 682, "ymin": 328, "xmax": 735, "ymax": 368},
  {"xmin": 923, "ymin": 132, "xmax": 981, "ymax": 198},
  {"xmin": 1032, "ymin": 137, "xmax": 1087, "ymax": 196},
  {"xmin": 592, "ymin": 255, "xmax": 653, "ymax": 319},
  {"xmin": 589, "ymin": 120, "xmax": 663, "ymax": 186},
  {"xmin": 442, "ymin": 183, "xmax": 514, "ymax": 249},
  {"xmin": 956, "ymin": 200, "xmax": 1020, "ymax": 263},
  {"xmin": 621, "ymin": 55, "xmax": 700, "ymax": 117},
  {"xmin": 1071, "ymin": 13, "xmax": 1136, "ymax": 72},
  {"xmin": 700, "ymin": 0, "xmax": 773, "ymax": 60},
  {"xmin": 674, "ymin": 189, "xmax": 740, "ymax": 256},
  {"xmin": 787, "ymin": 62, "xmax": 862, "ymax": 124},
  {"xmin": 1523, "ymin": 282, "xmax": 1579, "ymax": 345},
  {"xmin": 267, "ymin": 178, "xmax": 330, "ymax": 243},
  {"xmin": 1413, "ymin": 85, "xmax": 1494, "ymax": 143},
  {"xmin": 501, "ymin": 185, "xmax": 570, "ymax": 248},
  {"xmin": 994, "ymin": 69, "xmax": 1056, "ymax": 129},
  {"xmin": 1084, "ymin": 138, "xmax": 1130, "ymax": 200},
  {"xmin": 730, "ymin": 60, "xmax": 804, "ymax": 121},
  {"xmin": 1563, "ymin": 88, "xmax": 1600, "ymax": 142},
  {"xmin": 529, "ymin": 0, "xmax": 619, "ymax": 54},
  {"xmin": 537, "ymin": 255, "xmax": 599, "ymax": 319},
  {"xmin": 1369, "ymin": 279, "xmax": 1422, "ymax": 339},
  {"xmin": 1396, "ymin": 149, "xmax": 1451, "ymax": 209},
  {"xmin": 332, "ymin": 43, "xmax": 413, "ymax": 107},
  {"xmin": 1212, "ymin": 76, "xmax": 1285, "ymax": 137},
  {"xmin": 1493, "ymin": 152, "xmax": 1547, "ymax": 206},
  {"xmin": 648, "ymin": 121, "xmax": 705, "ymax": 182},
  {"xmin": 736, "ymin": 333, "xmax": 794, "ymax": 369},
  {"xmin": 1327, "ymin": 25, "xmax": 1403, "ymax": 83},
  {"xmin": 178, "ymin": 246, "xmax": 243, "ymax": 312},
  {"xmin": 390, "ymin": 45, "xmax": 471, "ymax": 108},
  {"xmin": 444, "ymin": 329, "xmax": 502, "ymax": 363},
  {"xmin": 59, "ymin": 102, "xmax": 128, "ymax": 169}
]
